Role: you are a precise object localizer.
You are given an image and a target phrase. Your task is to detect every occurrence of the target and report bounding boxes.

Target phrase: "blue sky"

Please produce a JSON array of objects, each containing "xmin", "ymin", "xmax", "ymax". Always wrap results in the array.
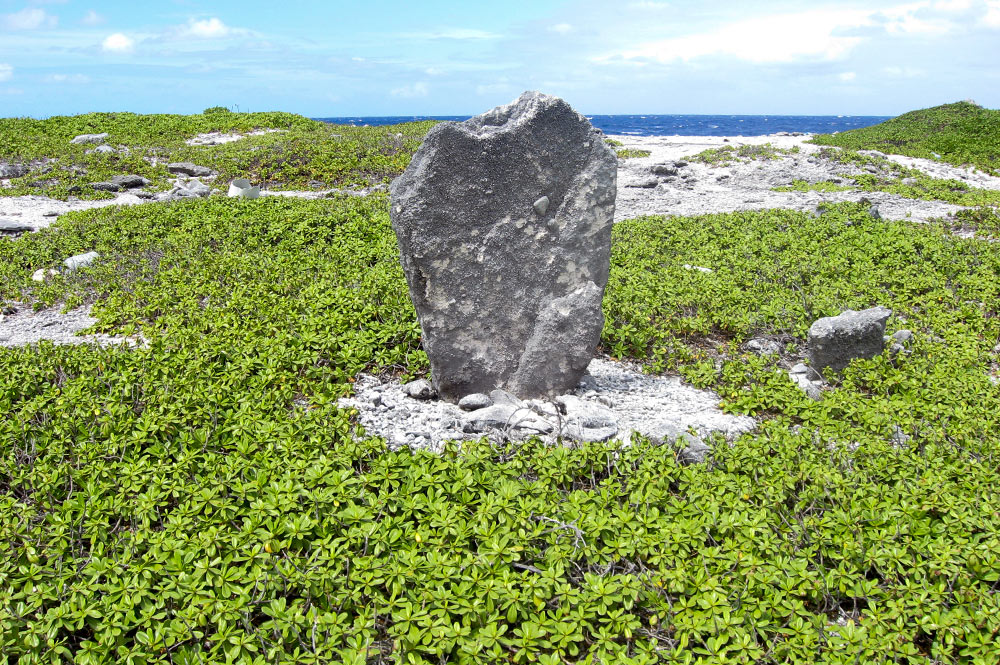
[{"xmin": 1, "ymin": 0, "xmax": 998, "ymax": 117}]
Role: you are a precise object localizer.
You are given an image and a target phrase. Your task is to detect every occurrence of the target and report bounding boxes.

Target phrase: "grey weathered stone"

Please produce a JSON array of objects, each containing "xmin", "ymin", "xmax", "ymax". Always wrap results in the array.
[
  {"xmin": 167, "ymin": 162, "xmax": 214, "ymax": 177},
  {"xmin": 651, "ymin": 164, "xmax": 678, "ymax": 176},
  {"xmin": 112, "ymin": 174, "xmax": 149, "ymax": 189},
  {"xmin": 390, "ymin": 91, "xmax": 616, "ymax": 401},
  {"xmin": 0, "ymin": 219, "xmax": 33, "ymax": 234},
  {"xmin": 743, "ymin": 338, "xmax": 782, "ymax": 356},
  {"xmin": 70, "ymin": 133, "xmax": 108, "ymax": 145},
  {"xmin": 90, "ymin": 145, "xmax": 115, "ymax": 155},
  {"xmin": 891, "ymin": 329, "xmax": 913, "ymax": 345},
  {"xmin": 627, "ymin": 177, "xmax": 659, "ymax": 188},
  {"xmin": 63, "ymin": 251, "xmax": 99, "ymax": 272},
  {"xmin": 0, "ymin": 162, "xmax": 28, "ymax": 178},
  {"xmin": 808, "ymin": 306, "xmax": 892, "ymax": 372},
  {"xmin": 677, "ymin": 435, "xmax": 711, "ymax": 464},
  {"xmin": 532, "ymin": 196, "xmax": 549, "ymax": 215},
  {"xmin": 462, "ymin": 404, "xmax": 553, "ymax": 435},
  {"xmin": 92, "ymin": 174, "xmax": 148, "ymax": 192},
  {"xmin": 458, "ymin": 393, "xmax": 492, "ymax": 411},
  {"xmin": 403, "ymin": 379, "xmax": 434, "ymax": 400}
]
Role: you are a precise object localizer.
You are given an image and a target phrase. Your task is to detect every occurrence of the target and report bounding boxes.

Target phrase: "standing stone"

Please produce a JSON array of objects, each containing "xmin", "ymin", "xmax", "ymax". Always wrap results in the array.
[
  {"xmin": 808, "ymin": 306, "xmax": 892, "ymax": 372},
  {"xmin": 390, "ymin": 91, "xmax": 617, "ymax": 401}
]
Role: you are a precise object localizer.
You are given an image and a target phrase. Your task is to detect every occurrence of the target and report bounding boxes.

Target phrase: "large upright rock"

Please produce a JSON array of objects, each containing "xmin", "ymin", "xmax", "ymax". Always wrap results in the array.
[{"xmin": 390, "ymin": 91, "xmax": 617, "ymax": 401}]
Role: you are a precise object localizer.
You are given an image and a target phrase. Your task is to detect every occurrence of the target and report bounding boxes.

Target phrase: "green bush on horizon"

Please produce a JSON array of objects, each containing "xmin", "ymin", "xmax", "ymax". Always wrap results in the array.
[
  {"xmin": 811, "ymin": 101, "xmax": 1000, "ymax": 175},
  {"xmin": 1, "ymin": 193, "xmax": 999, "ymax": 662}
]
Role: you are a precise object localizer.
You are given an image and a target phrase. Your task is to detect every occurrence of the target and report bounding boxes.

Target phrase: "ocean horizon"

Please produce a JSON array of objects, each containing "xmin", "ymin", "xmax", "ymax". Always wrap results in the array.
[{"xmin": 314, "ymin": 114, "xmax": 894, "ymax": 137}]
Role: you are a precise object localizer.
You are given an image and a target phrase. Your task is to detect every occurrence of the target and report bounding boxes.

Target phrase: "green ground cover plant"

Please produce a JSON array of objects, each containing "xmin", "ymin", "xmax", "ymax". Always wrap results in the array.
[
  {"xmin": 616, "ymin": 148, "xmax": 652, "ymax": 159},
  {"xmin": 2, "ymin": 191, "xmax": 999, "ymax": 663},
  {"xmin": 817, "ymin": 148, "xmax": 1000, "ymax": 207},
  {"xmin": 0, "ymin": 110, "xmax": 434, "ymax": 200},
  {"xmin": 772, "ymin": 179, "xmax": 853, "ymax": 193},
  {"xmin": 684, "ymin": 143, "xmax": 798, "ymax": 166},
  {"xmin": 811, "ymin": 102, "xmax": 1000, "ymax": 175}
]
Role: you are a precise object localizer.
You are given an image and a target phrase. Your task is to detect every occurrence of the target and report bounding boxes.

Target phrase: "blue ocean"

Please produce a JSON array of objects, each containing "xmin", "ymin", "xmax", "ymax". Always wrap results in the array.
[{"xmin": 315, "ymin": 114, "xmax": 892, "ymax": 137}]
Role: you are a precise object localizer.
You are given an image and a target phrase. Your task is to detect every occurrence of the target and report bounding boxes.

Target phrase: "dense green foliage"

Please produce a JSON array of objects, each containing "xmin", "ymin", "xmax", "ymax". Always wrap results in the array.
[
  {"xmin": 2, "ymin": 190, "xmax": 999, "ymax": 662},
  {"xmin": 684, "ymin": 143, "xmax": 798, "ymax": 166},
  {"xmin": 0, "ymin": 111, "xmax": 434, "ymax": 200},
  {"xmin": 772, "ymin": 179, "xmax": 852, "ymax": 193},
  {"xmin": 616, "ymin": 149, "xmax": 652, "ymax": 159},
  {"xmin": 811, "ymin": 102, "xmax": 1000, "ymax": 175},
  {"xmin": 815, "ymin": 148, "xmax": 1000, "ymax": 208}
]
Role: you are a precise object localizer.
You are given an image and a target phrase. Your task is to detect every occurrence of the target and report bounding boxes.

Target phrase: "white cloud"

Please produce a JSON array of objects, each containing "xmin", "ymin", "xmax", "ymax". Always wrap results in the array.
[
  {"xmin": 934, "ymin": 0, "xmax": 972, "ymax": 10},
  {"xmin": 180, "ymin": 17, "xmax": 233, "ymax": 39},
  {"xmin": 102, "ymin": 33, "xmax": 134, "ymax": 53},
  {"xmin": 405, "ymin": 28, "xmax": 500, "ymax": 40},
  {"xmin": 81, "ymin": 10, "xmax": 104, "ymax": 26},
  {"xmin": 550, "ymin": 23, "xmax": 573, "ymax": 34},
  {"xmin": 878, "ymin": 2, "xmax": 956, "ymax": 34},
  {"xmin": 605, "ymin": 8, "xmax": 871, "ymax": 64},
  {"xmin": 985, "ymin": 0, "xmax": 1000, "ymax": 26},
  {"xmin": 0, "ymin": 64, "xmax": 12, "ymax": 82},
  {"xmin": 838, "ymin": 71, "xmax": 857, "ymax": 81},
  {"xmin": 2, "ymin": 8, "xmax": 58, "ymax": 30},
  {"xmin": 391, "ymin": 82, "xmax": 429, "ymax": 98},
  {"xmin": 46, "ymin": 73, "xmax": 90, "ymax": 83},
  {"xmin": 883, "ymin": 65, "xmax": 924, "ymax": 77}
]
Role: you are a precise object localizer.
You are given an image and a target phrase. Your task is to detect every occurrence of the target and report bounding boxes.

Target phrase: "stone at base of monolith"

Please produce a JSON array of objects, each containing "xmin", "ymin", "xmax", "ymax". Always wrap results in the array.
[{"xmin": 390, "ymin": 91, "xmax": 617, "ymax": 401}]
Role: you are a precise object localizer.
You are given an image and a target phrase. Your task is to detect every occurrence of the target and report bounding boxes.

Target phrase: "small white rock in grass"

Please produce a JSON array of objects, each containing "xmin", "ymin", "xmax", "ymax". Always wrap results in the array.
[
  {"xmin": 228, "ymin": 178, "xmax": 261, "ymax": 199},
  {"xmin": 63, "ymin": 251, "xmax": 99, "ymax": 272},
  {"xmin": 31, "ymin": 268, "xmax": 60, "ymax": 282}
]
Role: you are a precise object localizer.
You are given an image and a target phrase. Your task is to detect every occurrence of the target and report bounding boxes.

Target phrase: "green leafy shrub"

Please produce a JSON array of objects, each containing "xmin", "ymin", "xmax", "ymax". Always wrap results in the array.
[
  {"xmin": 616, "ymin": 148, "xmax": 651, "ymax": 159},
  {"xmin": 0, "ymin": 111, "xmax": 435, "ymax": 200},
  {"xmin": 811, "ymin": 101, "xmax": 1000, "ymax": 175}
]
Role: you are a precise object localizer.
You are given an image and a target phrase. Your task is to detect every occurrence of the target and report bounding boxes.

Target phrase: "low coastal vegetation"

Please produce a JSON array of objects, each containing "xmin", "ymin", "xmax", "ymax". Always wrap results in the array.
[
  {"xmin": 0, "ymin": 109, "xmax": 433, "ymax": 200},
  {"xmin": 2, "ymin": 110, "xmax": 999, "ymax": 663},
  {"xmin": 684, "ymin": 143, "xmax": 799, "ymax": 166},
  {"xmin": 616, "ymin": 148, "xmax": 652, "ymax": 159},
  {"xmin": 811, "ymin": 101, "xmax": 1000, "ymax": 176}
]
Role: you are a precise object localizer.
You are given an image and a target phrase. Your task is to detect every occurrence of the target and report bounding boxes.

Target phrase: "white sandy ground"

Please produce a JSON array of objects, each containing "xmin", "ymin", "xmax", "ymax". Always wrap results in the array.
[
  {"xmin": 610, "ymin": 133, "xmax": 1000, "ymax": 224},
  {"xmin": 184, "ymin": 128, "xmax": 288, "ymax": 146}
]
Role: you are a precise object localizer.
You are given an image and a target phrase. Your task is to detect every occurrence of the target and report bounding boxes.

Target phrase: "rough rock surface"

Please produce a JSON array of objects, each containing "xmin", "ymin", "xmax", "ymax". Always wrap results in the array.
[
  {"xmin": 390, "ymin": 91, "xmax": 617, "ymax": 401},
  {"xmin": 0, "ymin": 303, "xmax": 139, "ymax": 348},
  {"xmin": 0, "ymin": 162, "xmax": 29, "ymax": 178},
  {"xmin": 808, "ymin": 306, "xmax": 892, "ymax": 371},
  {"xmin": 70, "ymin": 133, "xmax": 108, "ymax": 145},
  {"xmin": 339, "ymin": 357, "xmax": 755, "ymax": 453},
  {"xmin": 167, "ymin": 162, "xmax": 214, "ymax": 177}
]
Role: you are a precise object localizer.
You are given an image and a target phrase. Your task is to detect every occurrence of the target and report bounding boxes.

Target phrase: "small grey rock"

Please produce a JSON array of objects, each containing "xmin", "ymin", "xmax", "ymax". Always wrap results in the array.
[
  {"xmin": 651, "ymin": 164, "xmax": 678, "ymax": 176},
  {"xmin": 91, "ymin": 145, "xmax": 115, "ymax": 155},
  {"xmin": 90, "ymin": 181, "xmax": 120, "ymax": 192},
  {"xmin": 463, "ymin": 404, "xmax": 552, "ymax": 435},
  {"xmin": 869, "ymin": 205, "xmax": 882, "ymax": 220},
  {"xmin": 167, "ymin": 162, "xmax": 215, "ymax": 177},
  {"xmin": 678, "ymin": 436, "xmax": 711, "ymax": 464},
  {"xmin": 63, "ymin": 251, "xmax": 99, "ymax": 272},
  {"xmin": 489, "ymin": 389, "xmax": 523, "ymax": 408},
  {"xmin": 0, "ymin": 162, "xmax": 29, "ymax": 178},
  {"xmin": 70, "ymin": 133, "xmax": 109, "ymax": 145},
  {"xmin": 458, "ymin": 393, "xmax": 492, "ymax": 411},
  {"xmin": 0, "ymin": 219, "xmax": 33, "ymax": 234},
  {"xmin": 111, "ymin": 174, "xmax": 149, "ymax": 189},
  {"xmin": 890, "ymin": 425, "xmax": 911, "ymax": 446},
  {"xmin": 403, "ymin": 379, "xmax": 434, "ymax": 400},
  {"xmin": 628, "ymin": 177, "xmax": 659, "ymax": 189},
  {"xmin": 743, "ymin": 338, "xmax": 782, "ymax": 356},
  {"xmin": 532, "ymin": 196, "xmax": 550, "ymax": 216},
  {"xmin": 891, "ymin": 329, "xmax": 913, "ymax": 345},
  {"xmin": 673, "ymin": 161, "xmax": 688, "ymax": 168},
  {"xmin": 808, "ymin": 306, "xmax": 892, "ymax": 372}
]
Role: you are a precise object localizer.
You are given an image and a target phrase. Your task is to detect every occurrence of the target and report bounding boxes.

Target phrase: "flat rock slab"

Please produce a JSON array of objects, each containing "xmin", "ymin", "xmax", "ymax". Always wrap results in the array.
[
  {"xmin": 808, "ymin": 306, "xmax": 892, "ymax": 372},
  {"xmin": 337, "ymin": 357, "xmax": 756, "ymax": 453},
  {"xmin": 0, "ymin": 303, "xmax": 139, "ymax": 348},
  {"xmin": 390, "ymin": 91, "xmax": 617, "ymax": 401}
]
